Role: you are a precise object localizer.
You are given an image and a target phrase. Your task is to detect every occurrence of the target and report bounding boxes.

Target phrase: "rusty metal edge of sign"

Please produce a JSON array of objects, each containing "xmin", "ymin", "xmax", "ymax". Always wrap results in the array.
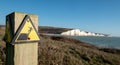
[{"xmin": 10, "ymin": 15, "xmax": 40, "ymax": 44}]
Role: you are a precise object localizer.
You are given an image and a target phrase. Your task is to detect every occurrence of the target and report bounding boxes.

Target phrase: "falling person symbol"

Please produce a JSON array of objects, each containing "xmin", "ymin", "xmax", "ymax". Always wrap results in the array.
[{"xmin": 27, "ymin": 27, "xmax": 32, "ymax": 40}]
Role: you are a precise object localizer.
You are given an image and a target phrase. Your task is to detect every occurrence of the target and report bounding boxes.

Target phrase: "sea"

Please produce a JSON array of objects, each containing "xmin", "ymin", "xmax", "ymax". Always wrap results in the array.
[
  {"xmin": 68, "ymin": 36, "xmax": 120, "ymax": 49},
  {"xmin": 45, "ymin": 34, "xmax": 120, "ymax": 49}
]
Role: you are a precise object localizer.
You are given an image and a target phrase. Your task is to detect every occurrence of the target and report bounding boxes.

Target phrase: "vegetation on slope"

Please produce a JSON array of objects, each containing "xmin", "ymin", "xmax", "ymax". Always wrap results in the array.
[
  {"xmin": 39, "ymin": 26, "xmax": 72, "ymax": 34},
  {"xmin": 38, "ymin": 35, "xmax": 120, "ymax": 65},
  {"xmin": 1, "ymin": 34, "xmax": 120, "ymax": 65}
]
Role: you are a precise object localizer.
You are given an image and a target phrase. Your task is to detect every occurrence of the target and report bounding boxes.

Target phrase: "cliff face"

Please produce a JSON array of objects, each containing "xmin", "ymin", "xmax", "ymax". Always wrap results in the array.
[
  {"xmin": 39, "ymin": 26, "xmax": 107, "ymax": 36},
  {"xmin": 61, "ymin": 29, "xmax": 106, "ymax": 36}
]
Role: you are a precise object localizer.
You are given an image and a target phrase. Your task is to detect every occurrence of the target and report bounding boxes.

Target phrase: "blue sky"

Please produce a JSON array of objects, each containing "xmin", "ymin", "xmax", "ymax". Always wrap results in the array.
[{"xmin": 0, "ymin": 0, "xmax": 120, "ymax": 36}]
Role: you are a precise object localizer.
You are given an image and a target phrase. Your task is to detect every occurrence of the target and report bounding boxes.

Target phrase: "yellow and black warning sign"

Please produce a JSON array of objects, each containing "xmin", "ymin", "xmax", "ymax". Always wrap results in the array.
[{"xmin": 11, "ymin": 15, "xmax": 40, "ymax": 44}]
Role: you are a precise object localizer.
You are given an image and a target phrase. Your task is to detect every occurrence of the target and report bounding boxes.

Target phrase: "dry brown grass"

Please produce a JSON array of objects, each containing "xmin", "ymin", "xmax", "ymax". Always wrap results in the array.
[{"xmin": 38, "ymin": 35, "xmax": 120, "ymax": 65}]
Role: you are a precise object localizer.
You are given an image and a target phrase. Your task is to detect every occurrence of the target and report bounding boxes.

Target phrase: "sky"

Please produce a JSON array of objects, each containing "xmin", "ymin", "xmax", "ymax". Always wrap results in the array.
[{"xmin": 0, "ymin": 0, "xmax": 120, "ymax": 36}]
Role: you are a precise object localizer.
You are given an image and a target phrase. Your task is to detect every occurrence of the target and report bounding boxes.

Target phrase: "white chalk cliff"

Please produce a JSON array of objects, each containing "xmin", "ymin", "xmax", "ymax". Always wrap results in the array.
[{"xmin": 61, "ymin": 29, "xmax": 105, "ymax": 36}]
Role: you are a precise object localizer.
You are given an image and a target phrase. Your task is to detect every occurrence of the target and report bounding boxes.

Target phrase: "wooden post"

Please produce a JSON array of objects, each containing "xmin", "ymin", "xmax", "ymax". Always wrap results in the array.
[{"xmin": 5, "ymin": 12, "xmax": 38, "ymax": 65}]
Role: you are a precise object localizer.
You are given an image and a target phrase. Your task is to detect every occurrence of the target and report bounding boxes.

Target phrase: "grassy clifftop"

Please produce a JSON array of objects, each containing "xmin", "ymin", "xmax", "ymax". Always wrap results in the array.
[
  {"xmin": 39, "ymin": 26, "xmax": 72, "ymax": 34},
  {"xmin": 0, "ymin": 26, "xmax": 120, "ymax": 65}
]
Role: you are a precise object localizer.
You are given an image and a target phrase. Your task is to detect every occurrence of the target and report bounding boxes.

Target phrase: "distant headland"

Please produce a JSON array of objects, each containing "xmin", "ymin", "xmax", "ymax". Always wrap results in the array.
[{"xmin": 38, "ymin": 26, "xmax": 109, "ymax": 36}]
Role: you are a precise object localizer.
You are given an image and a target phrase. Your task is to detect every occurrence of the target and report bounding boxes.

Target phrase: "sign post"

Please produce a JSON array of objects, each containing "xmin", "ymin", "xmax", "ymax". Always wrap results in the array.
[{"xmin": 4, "ymin": 12, "xmax": 39, "ymax": 65}]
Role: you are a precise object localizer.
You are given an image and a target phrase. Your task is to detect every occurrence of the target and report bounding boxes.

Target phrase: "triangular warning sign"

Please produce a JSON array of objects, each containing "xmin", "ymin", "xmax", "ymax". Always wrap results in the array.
[{"xmin": 11, "ymin": 15, "xmax": 40, "ymax": 44}]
